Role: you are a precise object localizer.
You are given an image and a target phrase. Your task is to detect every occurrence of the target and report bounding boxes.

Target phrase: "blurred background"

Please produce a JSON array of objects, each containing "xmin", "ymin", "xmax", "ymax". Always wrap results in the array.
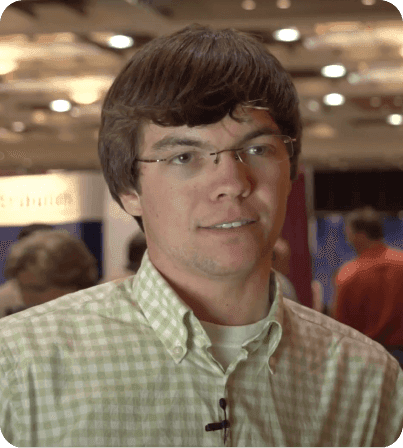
[{"xmin": 0, "ymin": 0, "xmax": 403, "ymax": 310}]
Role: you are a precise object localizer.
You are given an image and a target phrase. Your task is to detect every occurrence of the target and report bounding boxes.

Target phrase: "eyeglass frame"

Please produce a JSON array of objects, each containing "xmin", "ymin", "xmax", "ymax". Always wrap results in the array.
[{"xmin": 134, "ymin": 135, "xmax": 296, "ymax": 166}]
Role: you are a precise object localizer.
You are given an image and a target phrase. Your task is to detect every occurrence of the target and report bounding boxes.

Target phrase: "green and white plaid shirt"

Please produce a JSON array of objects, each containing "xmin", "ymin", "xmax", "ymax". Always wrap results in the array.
[{"xmin": 1, "ymin": 251, "xmax": 402, "ymax": 446}]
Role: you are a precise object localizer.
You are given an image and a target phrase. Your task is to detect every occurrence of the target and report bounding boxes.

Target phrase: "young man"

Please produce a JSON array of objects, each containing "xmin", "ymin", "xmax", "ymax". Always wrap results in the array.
[
  {"xmin": 332, "ymin": 207, "xmax": 403, "ymax": 366},
  {"xmin": 0, "ymin": 25, "xmax": 402, "ymax": 446}
]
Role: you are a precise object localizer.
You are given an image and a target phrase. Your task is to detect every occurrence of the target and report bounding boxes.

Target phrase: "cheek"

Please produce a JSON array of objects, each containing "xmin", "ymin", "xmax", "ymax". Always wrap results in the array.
[
  {"xmin": 259, "ymin": 169, "xmax": 290, "ymax": 204},
  {"xmin": 141, "ymin": 178, "xmax": 196, "ymax": 229}
]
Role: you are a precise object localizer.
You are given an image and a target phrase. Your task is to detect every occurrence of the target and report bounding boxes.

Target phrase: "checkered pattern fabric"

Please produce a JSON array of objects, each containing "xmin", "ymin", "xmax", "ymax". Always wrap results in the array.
[{"xmin": 0, "ymin": 251, "xmax": 402, "ymax": 446}]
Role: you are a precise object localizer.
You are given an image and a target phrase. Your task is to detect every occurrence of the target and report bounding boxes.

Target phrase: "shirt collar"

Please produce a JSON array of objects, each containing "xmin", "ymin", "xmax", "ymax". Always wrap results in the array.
[
  {"xmin": 116, "ymin": 251, "xmax": 285, "ymax": 366},
  {"xmin": 134, "ymin": 251, "xmax": 192, "ymax": 363}
]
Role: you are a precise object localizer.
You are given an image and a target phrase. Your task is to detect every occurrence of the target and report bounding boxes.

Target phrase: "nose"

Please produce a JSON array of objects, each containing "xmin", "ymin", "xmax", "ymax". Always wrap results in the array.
[{"xmin": 208, "ymin": 150, "xmax": 253, "ymax": 202}]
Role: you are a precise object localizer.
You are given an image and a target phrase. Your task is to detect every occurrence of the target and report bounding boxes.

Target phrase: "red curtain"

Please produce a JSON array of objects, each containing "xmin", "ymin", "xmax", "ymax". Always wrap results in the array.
[{"xmin": 281, "ymin": 165, "xmax": 313, "ymax": 307}]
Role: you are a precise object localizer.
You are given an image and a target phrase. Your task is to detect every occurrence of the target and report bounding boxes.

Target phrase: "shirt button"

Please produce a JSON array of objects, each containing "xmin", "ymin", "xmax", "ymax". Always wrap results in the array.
[{"xmin": 173, "ymin": 346, "xmax": 184, "ymax": 356}]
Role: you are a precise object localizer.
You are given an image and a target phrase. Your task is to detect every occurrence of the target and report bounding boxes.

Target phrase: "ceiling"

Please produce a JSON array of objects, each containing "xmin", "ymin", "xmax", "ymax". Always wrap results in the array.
[{"xmin": 0, "ymin": 0, "xmax": 402, "ymax": 173}]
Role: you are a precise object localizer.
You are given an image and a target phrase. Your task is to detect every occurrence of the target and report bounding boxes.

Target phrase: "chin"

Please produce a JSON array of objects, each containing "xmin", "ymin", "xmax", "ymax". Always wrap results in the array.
[{"xmin": 192, "ymin": 250, "xmax": 263, "ymax": 279}]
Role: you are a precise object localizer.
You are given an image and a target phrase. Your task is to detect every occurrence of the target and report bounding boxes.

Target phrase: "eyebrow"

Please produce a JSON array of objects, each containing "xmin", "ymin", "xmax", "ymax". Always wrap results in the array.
[{"xmin": 151, "ymin": 126, "xmax": 281, "ymax": 153}]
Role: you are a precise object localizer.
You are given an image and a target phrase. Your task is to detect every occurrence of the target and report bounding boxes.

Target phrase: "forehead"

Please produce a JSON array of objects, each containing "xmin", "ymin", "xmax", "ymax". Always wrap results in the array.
[{"xmin": 140, "ymin": 107, "xmax": 280, "ymax": 152}]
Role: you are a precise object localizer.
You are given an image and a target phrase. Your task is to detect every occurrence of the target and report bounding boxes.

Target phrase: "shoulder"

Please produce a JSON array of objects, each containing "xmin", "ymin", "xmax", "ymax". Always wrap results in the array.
[
  {"xmin": 282, "ymin": 299, "xmax": 396, "ymax": 367},
  {"xmin": 385, "ymin": 246, "xmax": 403, "ymax": 264},
  {"xmin": 335, "ymin": 259, "xmax": 360, "ymax": 284},
  {"xmin": 0, "ymin": 276, "xmax": 140, "ymax": 370}
]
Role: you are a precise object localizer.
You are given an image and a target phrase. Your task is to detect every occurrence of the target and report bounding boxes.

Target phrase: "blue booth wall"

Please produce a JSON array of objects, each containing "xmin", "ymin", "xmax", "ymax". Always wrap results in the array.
[{"xmin": 312, "ymin": 214, "xmax": 403, "ymax": 308}]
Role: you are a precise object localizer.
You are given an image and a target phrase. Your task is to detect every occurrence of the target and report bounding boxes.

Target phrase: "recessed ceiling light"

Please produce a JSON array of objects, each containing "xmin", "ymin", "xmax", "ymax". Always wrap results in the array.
[
  {"xmin": 321, "ymin": 64, "xmax": 347, "ymax": 78},
  {"xmin": 108, "ymin": 35, "xmax": 134, "ymax": 49},
  {"xmin": 362, "ymin": 0, "xmax": 376, "ymax": 5},
  {"xmin": 347, "ymin": 73, "xmax": 361, "ymax": 84},
  {"xmin": 276, "ymin": 0, "xmax": 291, "ymax": 9},
  {"xmin": 307, "ymin": 100, "xmax": 320, "ymax": 112},
  {"xmin": 323, "ymin": 93, "xmax": 345, "ymax": 106},
  {"xmin": 11, "ymin": 122, "xmax": 25, "ymax": 133},
  {"xmin": 70, "ymin": 91, "xmax": 100, "ymax": 105},
  {"xmin": 32, "ymin": 111, "xmax": 47, "ymax": 124},
  {"xmin": 50, "ymin": 100, "xmax": 72, "ymax": 113},
  {"xmin": 241, "ymin": 0, "xmax": 256, "ymax": 10},
  {"xmin": 386, "ymin": 114, "xmax": 403, "ymax": 125},
  {"xmin": 0, "ymin": 60, "xmax": 18, "ymax": 75},
  {"xmin": 305, "ymin": 123, "xmax": 337, "ymax": 139},
  {"xmin": 273, "ymin": 28, "xmax": 300, "ymax": 42}
]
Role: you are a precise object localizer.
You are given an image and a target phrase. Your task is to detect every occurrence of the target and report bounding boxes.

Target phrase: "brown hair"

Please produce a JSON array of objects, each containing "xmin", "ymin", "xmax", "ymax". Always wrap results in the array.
[
  {"xmin": 99, "ymin": 24, "xmax": 302, "ymax": 231},
  {"xmin": 345, "ymin": 207, "xmax": 384, "ymax": 241},
  {"xmin": 5, "ymin": 230, "xmax": 99, "ymax": 290}
]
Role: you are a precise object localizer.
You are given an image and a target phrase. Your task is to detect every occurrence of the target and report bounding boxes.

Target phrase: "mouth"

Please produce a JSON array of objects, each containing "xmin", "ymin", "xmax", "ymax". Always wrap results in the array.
[{"xmin": 202, "ymin": 219, "xmax": 257, "ymax": 230}]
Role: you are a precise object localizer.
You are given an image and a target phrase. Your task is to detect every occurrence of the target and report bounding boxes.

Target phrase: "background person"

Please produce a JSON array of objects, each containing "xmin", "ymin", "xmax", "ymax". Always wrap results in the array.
[
  {"xmin": 0, "ymin": 25, "xmax": 401, "ymax": 447},
  {"xmin": 0, "ymin": 223, "xmax": 54, "ymax": 317},
  {"xmin": 3, "ymin": 229, "xmax": 98, "ymax": 315},
  {"xmin": 332, "ymin": 206, "xmax": 403, "ymax": 366}
]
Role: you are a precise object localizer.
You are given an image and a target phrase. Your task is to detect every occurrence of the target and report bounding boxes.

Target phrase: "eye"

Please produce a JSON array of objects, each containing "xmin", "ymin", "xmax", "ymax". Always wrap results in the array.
[
  {"xmin": 245, "ymin": 145, "xmax": 275, "ymax": 156},
  {"xmin": 170, "ymin": 152, "xmax": 195, "ymax": 165}
]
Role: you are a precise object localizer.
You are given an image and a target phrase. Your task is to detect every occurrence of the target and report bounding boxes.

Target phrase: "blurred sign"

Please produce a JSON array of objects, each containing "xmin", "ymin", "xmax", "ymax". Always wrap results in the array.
[{"xmin": 0, "ymin": 171, "xmax": 104, "ymax": 225}]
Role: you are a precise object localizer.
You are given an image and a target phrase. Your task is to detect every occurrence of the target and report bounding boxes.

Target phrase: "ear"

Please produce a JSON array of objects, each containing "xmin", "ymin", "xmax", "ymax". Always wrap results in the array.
[{"xmin": 119, "ymin": 190, "xmax": 143, "ymax": 217}]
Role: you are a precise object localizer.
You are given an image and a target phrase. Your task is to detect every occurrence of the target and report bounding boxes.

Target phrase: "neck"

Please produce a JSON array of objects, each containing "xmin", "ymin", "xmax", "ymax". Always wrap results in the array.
[
  {"xmin": 356, "ymin": 239, "xmax": 383, "ymax": 255},
  {"xmin": 151, "ymin": 257, "xmax": 273, "ymax": 326}
]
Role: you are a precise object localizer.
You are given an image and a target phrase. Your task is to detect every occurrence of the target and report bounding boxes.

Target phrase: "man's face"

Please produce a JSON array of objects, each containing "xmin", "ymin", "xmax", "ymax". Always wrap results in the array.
[{"xmin": 120, "ymin": 107, "xmax": 293, "ymax": 280}]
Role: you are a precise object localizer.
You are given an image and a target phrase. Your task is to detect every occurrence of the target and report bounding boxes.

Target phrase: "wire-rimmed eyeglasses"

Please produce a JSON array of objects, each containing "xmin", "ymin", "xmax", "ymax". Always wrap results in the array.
[{"xmin": 134, "ymin": 135, "xmax": 295, "ymax": 176}]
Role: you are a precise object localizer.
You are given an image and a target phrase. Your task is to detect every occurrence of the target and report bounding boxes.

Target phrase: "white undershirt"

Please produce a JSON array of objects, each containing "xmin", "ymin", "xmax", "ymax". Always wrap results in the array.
[
  {"xmin": 199, "ymin": 317, "xmax": 269, "ymax": 371},
  {"xmin": 198, "ymin": 272, "xmax": 276, "ymax": 371}
]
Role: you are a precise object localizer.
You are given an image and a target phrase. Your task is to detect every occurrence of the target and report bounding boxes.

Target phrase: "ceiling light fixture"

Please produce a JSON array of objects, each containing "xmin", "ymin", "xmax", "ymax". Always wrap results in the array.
[
  {"xmin": 321, "ymin": 64, "xmax": 347, "ymax": 78},
  {"xmin": 347, "ymin": 73, "xmax": 361, "ymax": 84},
  {"xmin": 108, "ymin": 35, "xmax": 134, "ymax": 49},
  {"xmin": 241, "ymin": 0, "xmax": 256, "ymax": 10},
  {"xmin": 0, "ymin": 60, "xmax": 18, "ymax": 75},
  {"xmin": 323, "ymin": 93, "xmax": 345, "ymax": 106},
  {"xmin": 32, "ymin": 111, "xmax": 47, "ymax": 124},
  {"xmin": 11, "ymin": 122, "xmax": 25, "ymax": 133},
  {"xmin": 273, "ymin": 28, "xmax": 300, "ymax": 42},
  {"xmin": 276, "ymin": 0, "xmax": 291, "ymax": 9},
  {"xmin": 67, "ymin": 76, "xmax": 111, "ymax": 105},
  {"xmin": 50, "ymin": 100, "xmax": 72, "ymax": 113},
  {"xmin": 386, "ymin": 114, "xmax": 403, "ymax": 125},
  {"xmin": 362, "ymin": 0, "xmax": 376, "ymax": 5},
  {"xmin": 307, "ymin": 100, "xmax": 320, "ymax": 112},
  {"xmin": 70, "ymin": 91, "xmax": 100, "ymax": 105}
]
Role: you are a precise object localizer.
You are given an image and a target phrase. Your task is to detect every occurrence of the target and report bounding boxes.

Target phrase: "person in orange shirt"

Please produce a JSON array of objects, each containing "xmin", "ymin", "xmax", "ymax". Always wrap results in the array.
[{"xmin": 332, "ymin": 207, "xmax": 403, "ymax": 366}]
